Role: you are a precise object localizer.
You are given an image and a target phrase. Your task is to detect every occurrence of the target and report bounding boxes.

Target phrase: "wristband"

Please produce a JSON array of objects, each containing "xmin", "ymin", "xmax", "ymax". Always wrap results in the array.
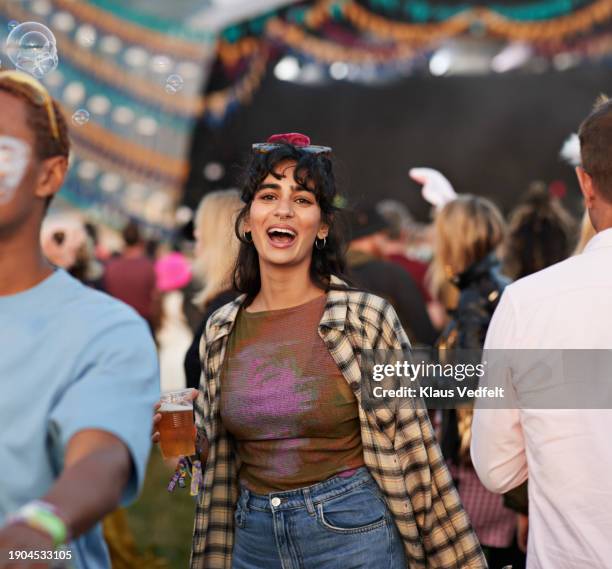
[{"xmin": 7, "ymin": 500, "xmax": 70, "ymax": 548}]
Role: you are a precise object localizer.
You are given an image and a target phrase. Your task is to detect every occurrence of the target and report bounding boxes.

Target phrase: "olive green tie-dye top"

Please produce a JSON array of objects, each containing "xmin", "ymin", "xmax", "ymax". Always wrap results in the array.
[{"xmin": 220, "ymin": 294, "xmax": 364, "ymax": 494}]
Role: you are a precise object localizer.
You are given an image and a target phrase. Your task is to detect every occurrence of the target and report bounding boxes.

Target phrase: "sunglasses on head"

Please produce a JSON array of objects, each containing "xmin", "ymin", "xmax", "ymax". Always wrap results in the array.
[
  {"xmin": 0, "ymin": 70, "xmax": 60, "ymax": 141},
  {"xmin": 251, "ymin": 142, "xmax": 332, "ymax": 156}
]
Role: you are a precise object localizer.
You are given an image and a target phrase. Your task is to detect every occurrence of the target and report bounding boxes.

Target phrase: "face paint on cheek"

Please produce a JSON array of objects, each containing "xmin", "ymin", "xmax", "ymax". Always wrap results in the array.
[{"xmin": 0, "ymin": 136, "xmax": 31, "ymax": 205}]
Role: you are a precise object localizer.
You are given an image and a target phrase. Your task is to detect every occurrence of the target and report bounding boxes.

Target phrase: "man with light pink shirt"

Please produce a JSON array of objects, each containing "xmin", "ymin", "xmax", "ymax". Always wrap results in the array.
[{"xmin": 471, "ymin": 97, "xmax": 612, "ymax": 569}]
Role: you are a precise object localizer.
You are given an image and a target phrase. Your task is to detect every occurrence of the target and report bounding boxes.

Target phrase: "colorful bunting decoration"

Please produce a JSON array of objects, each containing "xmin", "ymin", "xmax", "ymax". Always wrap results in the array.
[
  {"xmin": 0, "ymin": 0, "xmax": 213, "ymax": 236},
  {"xmin": 200, "ymin": 0, "xmax": 611, "ymax": 125}
]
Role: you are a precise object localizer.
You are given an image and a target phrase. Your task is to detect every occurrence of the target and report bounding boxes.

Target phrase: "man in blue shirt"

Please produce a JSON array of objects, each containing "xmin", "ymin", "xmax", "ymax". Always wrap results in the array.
[{"xmin": 0, "ymin": 71, "xmax": 159, "ymax": 568}]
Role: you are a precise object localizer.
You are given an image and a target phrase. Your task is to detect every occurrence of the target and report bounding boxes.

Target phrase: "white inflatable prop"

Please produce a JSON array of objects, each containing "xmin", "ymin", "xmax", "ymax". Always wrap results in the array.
[{"xmin": 409, "ymin": 167, "xmax": 457, "ymax": 209}]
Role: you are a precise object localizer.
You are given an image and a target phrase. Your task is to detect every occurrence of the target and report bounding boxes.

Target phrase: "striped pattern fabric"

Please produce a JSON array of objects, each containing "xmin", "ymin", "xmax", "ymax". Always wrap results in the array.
[
  {"xmin": 192, "ymin": 276, "xmax": 487, "ymax": 568},
  {"xmin": 451, "ymin": 464, "xmax": 516, "ymax": 548}
]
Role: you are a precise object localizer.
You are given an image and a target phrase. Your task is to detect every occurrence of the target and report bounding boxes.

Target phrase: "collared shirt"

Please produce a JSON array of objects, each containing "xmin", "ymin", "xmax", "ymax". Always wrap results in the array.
[
  {"xmin": 471, "ymin": 228, "xmax": 612, "ymax": 568},
  {"xmin": 192, "ymin": 276, "xmax": 486, "ymax": 568}
]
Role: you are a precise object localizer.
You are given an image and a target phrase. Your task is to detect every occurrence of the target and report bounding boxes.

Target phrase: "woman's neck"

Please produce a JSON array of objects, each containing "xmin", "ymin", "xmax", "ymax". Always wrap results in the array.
[{"xmin": 248, "ymin": 262, "xmax": 325, "ymax": 312}]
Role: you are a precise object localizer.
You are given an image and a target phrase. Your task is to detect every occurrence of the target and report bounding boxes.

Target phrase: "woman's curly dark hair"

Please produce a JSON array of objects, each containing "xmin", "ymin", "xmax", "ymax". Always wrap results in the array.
[{"xmin": 233, "ymin": 143, "xmax": 348, "ymax": 299}]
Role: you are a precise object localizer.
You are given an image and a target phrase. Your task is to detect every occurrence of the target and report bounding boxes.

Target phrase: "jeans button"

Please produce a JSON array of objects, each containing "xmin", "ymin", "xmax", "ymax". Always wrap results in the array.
[{"xmin": 271, "ymin": 497, "xmax": 281, "ymax": 507}]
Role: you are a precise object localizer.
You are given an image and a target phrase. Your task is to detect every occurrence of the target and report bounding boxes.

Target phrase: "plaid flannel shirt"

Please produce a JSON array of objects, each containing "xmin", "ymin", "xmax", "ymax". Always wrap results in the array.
[{"xmin": 192, "ymin": 277, "xmax": 487, "ymax": 568}]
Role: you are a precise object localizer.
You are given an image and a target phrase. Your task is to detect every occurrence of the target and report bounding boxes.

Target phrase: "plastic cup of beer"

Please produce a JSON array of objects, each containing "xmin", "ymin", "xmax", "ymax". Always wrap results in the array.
[{"xmin": 158, "ymin": 389, "xmax": 196, "ymax": 459}]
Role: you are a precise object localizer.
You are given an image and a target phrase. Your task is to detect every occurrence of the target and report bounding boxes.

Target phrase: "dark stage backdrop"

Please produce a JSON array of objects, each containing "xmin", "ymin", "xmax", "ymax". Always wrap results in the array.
[{"xmin": 185, "ymin": 65, "xmax": 612, "ymax": 219}]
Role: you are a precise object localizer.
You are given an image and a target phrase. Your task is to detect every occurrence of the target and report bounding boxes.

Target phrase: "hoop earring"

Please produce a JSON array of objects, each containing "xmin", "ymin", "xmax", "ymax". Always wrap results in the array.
[
  {"xmin": 315, "ymin": 237, "xmax": 326, "ymax": 250},
  {"xmin": 244, "ymin": 231, "xmax": 253, "ymax": 243}
]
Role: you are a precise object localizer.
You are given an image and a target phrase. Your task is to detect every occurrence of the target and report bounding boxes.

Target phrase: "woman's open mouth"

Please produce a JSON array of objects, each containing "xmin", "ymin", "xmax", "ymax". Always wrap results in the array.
[{"xmin": 267, "ymin": 226, "xmax": 297, "ymax": 248}]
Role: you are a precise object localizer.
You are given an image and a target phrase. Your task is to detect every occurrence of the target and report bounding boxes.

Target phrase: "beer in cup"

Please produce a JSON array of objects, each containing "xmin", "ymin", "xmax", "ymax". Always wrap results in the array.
[{"xmin": 158, "ymin": 389, "xmax": 196, "ymax": 459}]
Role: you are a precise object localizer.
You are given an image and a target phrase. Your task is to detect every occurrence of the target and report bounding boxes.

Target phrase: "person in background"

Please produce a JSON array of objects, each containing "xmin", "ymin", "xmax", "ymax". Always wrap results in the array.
[
  {"xmin": 504, "ymin": 182, "xmax": 576, "ymax": 280},
  {"xmin": 104, "ymin": 220, "xmax": 158, "ymax": 333},
  {"xmin": 471, "ymin": 96, "xmax": 612, "ymax": 569},
  {"xmin": 145, "ymin": 237, "xmax": 160, "ymax": 261},
  {"xmin": 376, "ymin": 199, "xmax": 446, "ymax": 330},
  {"xmin": 0, "ymin": 70, "xmax": 159, "ymax": 569},
  {"xmin": 155, "ymin": 250, "xmax": 194, "ymax": 392},
  {"xmin": 375, "ymin": 200, "xmax": 431, "ymax": 300},
  {"xmin": 428, "ymin": 195, "xmax": 508, "ymax": 339},
  {"xmin": 431, "ymin": 194, "xmax": 524, "ymax": 568},
  {"xmin": 84, "ymin": 220, "xmax": 112, "ymax": 264},
  {"xmin": 183, "ymin": 189, "xmax": 242, "ymax": 390},
  {"xmin": 155, "ymin": 251, "xmax": 193, "ymax": 300},
  {"xmin": 346, "ymin": 207, "xmax": 438, "ymax": 346},
  {"xmin": 409, "ymin": 166, "xmax": 462, "ymax": 319},
  {"xmin": 41, "ymin": 216, "xmax": 105, "ymax": 289}
]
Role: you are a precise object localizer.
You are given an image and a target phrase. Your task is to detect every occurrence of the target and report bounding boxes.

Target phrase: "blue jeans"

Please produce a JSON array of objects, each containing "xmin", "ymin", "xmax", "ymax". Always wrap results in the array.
[{"xmin": 232, "ymin": 467, "xmax": 407, "ymax": 569}]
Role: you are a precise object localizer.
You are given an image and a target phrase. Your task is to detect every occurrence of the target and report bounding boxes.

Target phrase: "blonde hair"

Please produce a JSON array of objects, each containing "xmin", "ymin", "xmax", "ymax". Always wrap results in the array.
[
  {"xmin": 429, "ymin": 195, "xmax": 506, "ymax": 308},
  {"xmin": 573, "ymin": 209, "xmax": 596, "ymax": 255},
  {"xmin": 192, "ymin": 189, "xmax": 242, "ymax": 308}
]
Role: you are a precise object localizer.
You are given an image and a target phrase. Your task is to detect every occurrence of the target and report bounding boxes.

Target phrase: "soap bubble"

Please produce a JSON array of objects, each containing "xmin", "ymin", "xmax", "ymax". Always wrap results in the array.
[
  {"xmin": 6, "ymin": 22, "xmax": 58, "ymax": 78},
  {"xmin": 71, "ymin": 109, "xmax": 90, "ymax": 126},
  {"xmin": 165, "ymin": 74, "xmax": 183, "ymax": 94},
  {"xmin": 8, "ymin": 21, "xmax": 19, "ymax": 31}
]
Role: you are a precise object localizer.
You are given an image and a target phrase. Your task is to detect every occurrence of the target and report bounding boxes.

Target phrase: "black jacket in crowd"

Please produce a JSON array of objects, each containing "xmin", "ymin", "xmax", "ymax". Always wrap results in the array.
[{"xmin": 437, "ymin": 252, "xmax": 510, "ymax": 351}]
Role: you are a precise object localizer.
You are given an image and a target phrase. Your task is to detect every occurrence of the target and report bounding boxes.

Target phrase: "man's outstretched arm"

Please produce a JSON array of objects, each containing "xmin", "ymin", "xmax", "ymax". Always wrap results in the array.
[
  {"xmin": 44, "ymin": 429, "xmax": 132, "ymax": 536},
  {"xmin": 0, "ymin": 429, "xmax": 132, "ymax": 559}
]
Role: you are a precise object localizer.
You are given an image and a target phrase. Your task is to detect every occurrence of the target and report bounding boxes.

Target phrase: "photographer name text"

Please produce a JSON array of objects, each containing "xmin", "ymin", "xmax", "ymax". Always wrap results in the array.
[{"xmin": 372, "ymin": 385, "xmax": 505, "ymax": 399}]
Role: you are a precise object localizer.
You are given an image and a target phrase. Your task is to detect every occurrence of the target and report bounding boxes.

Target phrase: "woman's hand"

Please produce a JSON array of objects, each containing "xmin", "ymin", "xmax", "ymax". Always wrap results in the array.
[
  {"xmin": 151, "ymin": 401, "xmax": 162, "ymax": 445},
  {"xmin": 151, "ymin": 388, "xmax": 199, "ymax": 445}
]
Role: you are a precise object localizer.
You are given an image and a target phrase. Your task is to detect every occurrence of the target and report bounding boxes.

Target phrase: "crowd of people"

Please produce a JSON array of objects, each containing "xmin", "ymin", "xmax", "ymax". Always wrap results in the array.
[{"xmin": 1, "ymin": 68, "xmax": 611, "ymax": 569}]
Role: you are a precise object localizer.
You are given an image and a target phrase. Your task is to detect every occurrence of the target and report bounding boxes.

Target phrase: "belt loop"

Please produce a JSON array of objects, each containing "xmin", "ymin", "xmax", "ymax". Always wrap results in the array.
[
  {"xmin": 303, "ymin": 487, "xmax": 316, "ymax": 517},
  {"xmin": 242, "ymin": 488, "xmax": 251, "ymax": 512}
]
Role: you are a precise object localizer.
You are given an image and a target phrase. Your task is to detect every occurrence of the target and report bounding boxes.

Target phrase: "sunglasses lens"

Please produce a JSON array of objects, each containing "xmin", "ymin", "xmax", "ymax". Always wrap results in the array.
[
  {"xmin": 303, "ymin": 146, "xmax": 332, "ymax": 155},
  {"xmin": 252, "ymin": 143, "xmax": 278, "ymax": 153},
  {"xmin": 252, "ymin": 143, "xmax": 331, "ymax": 155}
]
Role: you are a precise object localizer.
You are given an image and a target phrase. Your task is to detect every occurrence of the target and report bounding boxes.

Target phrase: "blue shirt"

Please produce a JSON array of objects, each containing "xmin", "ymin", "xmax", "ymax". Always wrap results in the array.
[{"xmin": 0, "ymin": 270, "xmax": 160, "ymax": 569}]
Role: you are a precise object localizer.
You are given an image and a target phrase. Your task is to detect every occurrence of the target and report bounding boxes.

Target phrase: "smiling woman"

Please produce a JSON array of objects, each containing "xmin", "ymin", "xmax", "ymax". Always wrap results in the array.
[
  {"xmin": 232, "ymin": 136, "xmax": 345, "ymax": 309},
  {"xmin": 246, "ymin": 161, "xmax": 326, "ymax": 256},
  {"xmin": 183, "ymin": 133, "xmax": 486, "ymax": 569}
]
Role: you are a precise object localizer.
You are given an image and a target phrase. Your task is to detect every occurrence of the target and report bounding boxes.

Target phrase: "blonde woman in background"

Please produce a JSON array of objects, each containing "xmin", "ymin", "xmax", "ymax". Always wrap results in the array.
[
  {"xmin": 184, "ymin": 189, "xmax": 242, "ymax": 389},
  {"xmin": 431, "ymin": 195, "xmax": 526, "ymax": 568},
  {"xmin": 431, "ymin": 194, "xmax": 508, "ymax": 349},
  {"xmin": 428, "ymin": 195, "xmax": 506, "ymax": 319}
]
